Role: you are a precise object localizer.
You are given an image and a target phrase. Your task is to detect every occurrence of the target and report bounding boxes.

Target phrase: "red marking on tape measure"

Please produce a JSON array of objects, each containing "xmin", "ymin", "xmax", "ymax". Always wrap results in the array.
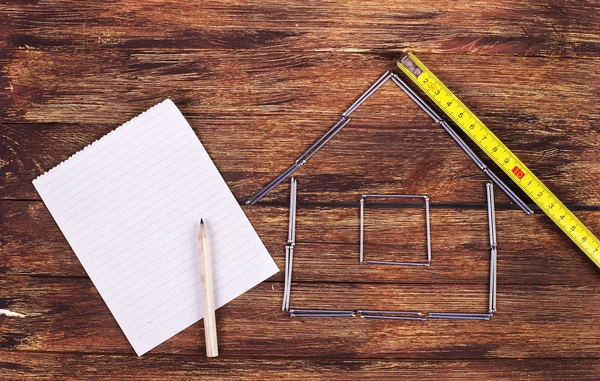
[{"xmin": 512, "ymin": 165, "xmax": 525, "ymax": 180}]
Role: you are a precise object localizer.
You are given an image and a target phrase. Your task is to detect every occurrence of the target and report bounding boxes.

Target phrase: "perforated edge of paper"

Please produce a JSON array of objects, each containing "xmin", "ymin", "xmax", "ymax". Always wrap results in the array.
[{"xmin": 32, "ymin": 99, "xmax": 174, "ymax": 184}]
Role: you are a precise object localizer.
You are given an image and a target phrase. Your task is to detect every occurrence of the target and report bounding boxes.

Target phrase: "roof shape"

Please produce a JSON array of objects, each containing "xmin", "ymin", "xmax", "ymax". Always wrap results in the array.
[{"xmin": 246, "ymin": 71, "xmax": 531, "ymax": 215}]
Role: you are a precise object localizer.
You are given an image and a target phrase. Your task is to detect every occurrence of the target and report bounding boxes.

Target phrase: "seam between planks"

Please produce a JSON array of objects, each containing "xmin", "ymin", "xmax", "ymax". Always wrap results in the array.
[
  {"xmin": 1, "ymin": 348, "xmax": 599, "ymax": 361},
  {"xmin": 3, "ymin": 199, "xmax": 600, "ymax": 211},
  {"xmin": 1, "ymin": 47, "xmax": 600, "ymax": 60},
  {"xmin": 1, "ymin": 274, "xmax": 595, "ymax": 287}
]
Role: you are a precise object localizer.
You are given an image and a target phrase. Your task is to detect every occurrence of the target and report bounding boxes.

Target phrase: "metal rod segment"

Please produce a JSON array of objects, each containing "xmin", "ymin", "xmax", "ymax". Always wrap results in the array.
[
  {"xmin": 359, "ymin": 315, "xmax": 426, "ymax": 321},
  {"xmin": 297, "ymin": 117, "xmax": 349, "ymax": 164},
  {"xmin": 290, "ymin": 309, "xmax": 355, "ymax": 314},
  {"xmin": 289, "ymin": 309, "xmax": 356, "ymax": 318},
  {"xmin": 283, "ymin": 178, "xmax": 298, "ymax": 311},
  {"xmin": 424, "ymin": 196, "xmax": 431, "ymax": 263},
  {"xmin": 290, "ymin": 313, "xmax": 355, "ymax": 318},
  {"xmin": 362, "ymin": 194, "xmax": 428, "ymax": 199},
  {"xmin": 290, "ymin": 178, "xmax": 297, "ymax": 243},
  {"xmin": 488, "ymin": 251, "xmax": 494, "ymax": 313},
  {"xmin": 356, "ymin": 310, "xmax": 422, "ymax": 316},
  {"xmin": 486, "ymin": 182, "xmax": 498, "ymax": 313},
  {"xmin": 247, "ymin": 117, "xmax": 350, "ymax": 205},
  {"xmin": 363, "ymin": 260, "xmax": 430, "ymax": 266},
  {"xmin": 284, "ymin": 177, "xmax": 298, "ymax": 311},
  {"xmin": 491, "ymin": 247, "xmax": 497, "ymax": 313},
  {"xmin": 247, "ymin": 163, "xmax": 299, "ymax": 205},
  {"xmin": 486, "ymin": 182, "xmax": 495, "ymax": 313},
  {"xmin": 342, "ymin": 71, "xmax": 393, "ymax": 117},
  {"xmin": 285, "ymin": 246, "xmax": 293, "ymax": 311},
  {"xmin": 300, "ymin": 117, "xmax": 351, "ymax": 164},
  {"xmin": 484, "ymin": 169, "xmax": 532, "ymax": 215},
  {"xmin": 427, "ymin": 313, "xmax": 492, "ymax": 320},
  {"xmin": 282, "ymin": 246, "xmax": 290, "ymax": 311},
  {"xmin": 427, "ymin": 313, "xmax": 492, "ymax": 317},
  {"xmin": 359, "ymin": 197, "xmax": 365, "ymax": 263}
]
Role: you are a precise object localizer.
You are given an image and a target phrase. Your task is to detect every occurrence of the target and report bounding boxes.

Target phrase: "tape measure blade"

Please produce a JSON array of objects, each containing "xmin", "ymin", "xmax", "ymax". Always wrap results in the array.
[{"xmin": 396, "ymin": 53, "xmax": 600, "ymax": 269}]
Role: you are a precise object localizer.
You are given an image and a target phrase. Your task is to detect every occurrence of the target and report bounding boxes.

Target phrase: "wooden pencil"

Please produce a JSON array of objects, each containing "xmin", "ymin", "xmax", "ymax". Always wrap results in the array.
[{"xmin": 198, "ymin": 218, "xmax": 219, "ymax": 357}]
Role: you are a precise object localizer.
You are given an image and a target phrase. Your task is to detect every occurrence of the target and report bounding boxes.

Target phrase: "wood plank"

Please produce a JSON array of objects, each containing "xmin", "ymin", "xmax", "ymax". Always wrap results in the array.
[
  {"xmin": 2, "ymin": 352, "xmax": 599, "ymax": 380},
  {"xmin": 0, "ymin": 119, "xmax": 526, "ymax": 204},
  {"xmin": 3, "ymin": 200, "xmax": 600, "ymax": 283},
  {"xmin": 1, "ymin": 0, "xmax": 600, "ymax": 57},
  {"xmin": 2, "ymin": 51, "xmax": 600, "ymax": 125},
  {"xmin": 2, "ymin": 52, "xmax": 599, "ymax": 203},
  {"xmin": 4, "ymin": 119, "xmax": 600, "ymax": 205},
  {"xmin": 2, "ymin": 275, "xmax": 600, "ymax": 358}
]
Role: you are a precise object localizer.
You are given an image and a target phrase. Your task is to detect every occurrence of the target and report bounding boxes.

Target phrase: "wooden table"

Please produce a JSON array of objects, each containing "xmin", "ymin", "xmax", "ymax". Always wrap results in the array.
[{"xmin": 2, "ymin": 1, "xmax": 600, "ymax": 379}]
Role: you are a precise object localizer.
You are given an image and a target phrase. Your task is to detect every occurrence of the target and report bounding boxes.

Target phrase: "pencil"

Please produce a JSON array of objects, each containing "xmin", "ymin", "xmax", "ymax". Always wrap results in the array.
[{"xmin": 198, "ymin": 218, "xmax": 219, "ymax": 357}]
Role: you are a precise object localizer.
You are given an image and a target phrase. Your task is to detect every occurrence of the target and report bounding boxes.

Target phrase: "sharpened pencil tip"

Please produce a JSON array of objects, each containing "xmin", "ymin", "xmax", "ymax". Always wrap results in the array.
[{"xmin": 200, "ymin": 218, "xmax": 204, "ymax": 224}]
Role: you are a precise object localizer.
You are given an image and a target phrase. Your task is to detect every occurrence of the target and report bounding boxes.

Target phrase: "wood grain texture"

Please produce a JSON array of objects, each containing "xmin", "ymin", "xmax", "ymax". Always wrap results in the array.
[
  {"xmin": 2, "ymin": 50, "xmax": 599, "ymax": 125},
  {"xmin": 2, "ymin": 52, "xmax": 599, "ymax": 204},
  {"xmin": 2, "ymin": 0, "xmax": 600, "ymax": 379},
  {"xmin": 1, "ymin": 0, "xmax": 600, "ymax": 57},
  {"xmin": 3, "ymin": 200, "xmax": 600, "ymax": 283},
  {"xmin": 2, "ymin": 275, "xmax": 600, "ymax": 358},
  {"xmin": 2, "ymin": 353, "xmax": 599, "ymax": 381}
]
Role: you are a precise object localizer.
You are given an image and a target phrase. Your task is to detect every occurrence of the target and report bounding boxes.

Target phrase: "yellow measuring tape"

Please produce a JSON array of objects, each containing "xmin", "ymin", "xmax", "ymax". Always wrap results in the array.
[{"xmin": 397, "ymin": 52, "xmax": 600, "ymax": 269}]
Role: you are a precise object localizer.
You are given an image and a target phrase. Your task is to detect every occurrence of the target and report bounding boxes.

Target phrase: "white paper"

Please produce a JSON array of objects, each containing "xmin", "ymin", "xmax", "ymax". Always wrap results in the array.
[{"xmin": 33, "ymin": 99, "xmax": 279, "ymax": 355}]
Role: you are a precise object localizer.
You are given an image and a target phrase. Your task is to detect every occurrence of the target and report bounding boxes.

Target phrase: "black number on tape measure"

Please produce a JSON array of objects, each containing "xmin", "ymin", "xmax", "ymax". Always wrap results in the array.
[
  {"xmin": 549, "ymin": 203, "xmax": 554, "ymax": 209},
  {"xmin": 538, "ymin": 192, "xmax": 543, "ymax": 197},
  {"xmin": 423, "ymin": 78, "xmax": 428, "ymax": 84},
  {"xmin": 583, "ymin": 237, "xmax": 587, "ymax": 242},
  {"xmin": 435, "ymin": 90, "xmax": 440, "ymax": 95},
  {"xmin": 493, "ymin": 147, "xmax": 498, "ymax": 152},
  {"xmin": 571, "ymin": 225, "xmax": 576, "ymax": 231},
  {"xmin": 560, "ymin": 215, "xmax": 565, "ymax": 220},
  {"xmin": 470, "ymin": 124, "xmax": 475, "ymax": 129},
  {"xmin": 447, "ymin": 101, "xmax": 453, "ymax": 106},
  {"xmin": 458, "ymin": 112, "xmax": 463, "ymax": 118},
  {"xmin": 504, "ymin": 158, "xmax": 509, "ymax": 164}
]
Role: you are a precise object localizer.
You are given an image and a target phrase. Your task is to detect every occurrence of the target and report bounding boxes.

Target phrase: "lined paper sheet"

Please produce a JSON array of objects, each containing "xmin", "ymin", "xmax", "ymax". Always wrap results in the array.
[{"xmin": 33, "ymin": 99, "xmax": 278, "ymax": 356}]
